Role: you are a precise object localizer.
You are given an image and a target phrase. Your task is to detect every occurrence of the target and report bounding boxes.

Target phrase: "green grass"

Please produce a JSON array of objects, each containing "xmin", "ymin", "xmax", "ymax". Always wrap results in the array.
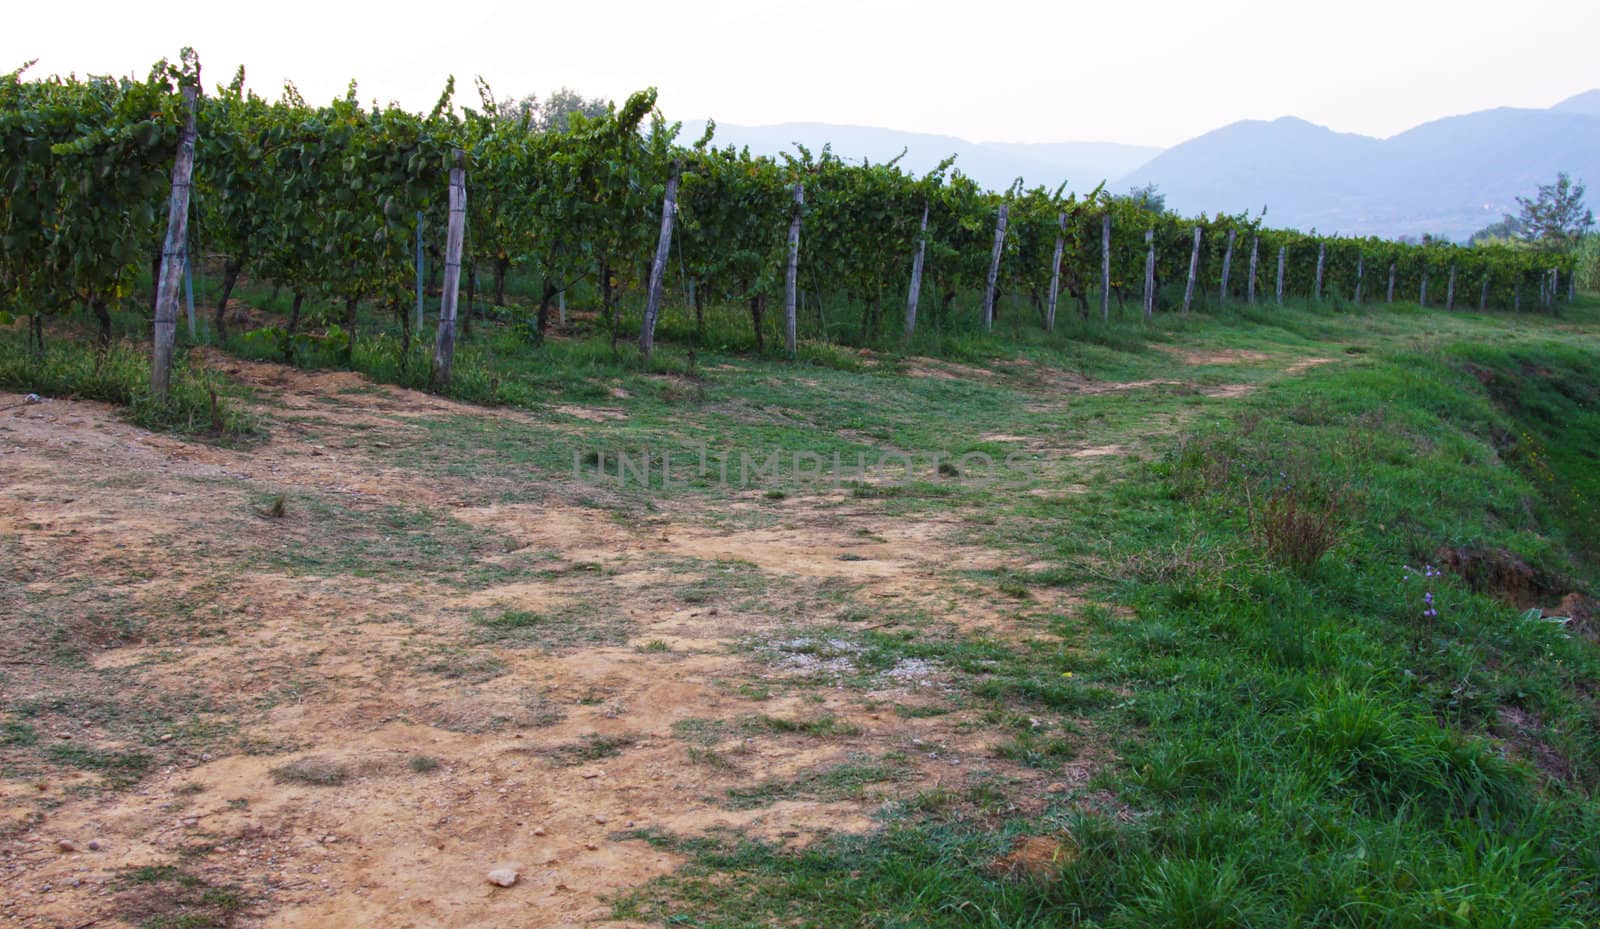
[
  {"xmin": 724, "ymin": 755, "xmax": 911, "ymax": 810},
  {"xmin": 0, "ymin": 330, "xmax": 256, "ymax": 438},
  {"xmin": 612, "ymin": 298, "xmax": 1600, "ymax": 929},
  {"xmin": 408, "ymin": 754, "xmax": 443, "ymax": 774},
  {"xmin": 269, "ymin": 756, "xmax": 349, "ymax": 786},
  {"xmin": 741, "ymin": 713, "xmax": 865, "ymax": 738},
  {"xmin": 114, "ymin": 863, "xmax": 247, "ymax": 928},
  {"xmin": 44, "ymin": 744, "xmax": 152, "ymax": 786},
  {"xmin": 470, "ymin": 603, "xmax": 629, "ymax": 650},
  {"xmin": 546, "ymin": 734, "xmax": 638, "ymax": 765}
]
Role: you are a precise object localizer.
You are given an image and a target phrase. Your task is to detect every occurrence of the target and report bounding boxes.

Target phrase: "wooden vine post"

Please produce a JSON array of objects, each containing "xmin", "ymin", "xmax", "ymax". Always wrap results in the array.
[
  {"xmin": 784, "ymin": 182, "xmax": 803, "ymax": 354},
  {"xmin": 1314, "ymin": 242, "xmax": 1326, "ymax": 301},
  {"xmin": 1479, "ymin": 274, "xmax": 1489, "ymax": 311},
  {"xmin": 1182, "ymin": 226, "xmax": 1201, "ymax": 314},
  {"xmin": 904, "ymin": 201, "xmax": 930, "ymax": 340},
  {"xmin": 1247, "ymin": 236, "xmax": 1259, "ymax": 304},
  {"xmin": 1419, "ymin": 269, "xmax": 1428, "ymax": 308},
  {"xmin": 1275, "ymin": 245, "xmax": 1286, "ymax": 306},
  {"xmin": 1143, "ymin": 229, "xmax": 1156, "ymax": 319},
  {"xmin": 1218, "ymin": 229, "xmax": 1235, "ymax": 305},
  {"xmin": 1353, "ymin": 253, "xmax": 1364, "ymax": 303},
  {"xmin": 151, "ymin": 84, "xmax": 199, "ymax": 401},
  {"xmin": 1045, "ymin": 212, "xmax": 1065, "ymax": 332},
  {"xmin": 432, "ymin": 149, "xmax": 467, "ymax": 387},
  {"xmin": 184, "ymin": 250, "xmax": 196, "ymax": 340},
  {"xmin": 982, "ymin": 202, "xmax": 1009, "ymax": 329},
  {"xmin": 1445, "ymin": 264, "xmax": 1456, "ymax": 311},
  {"xmin": 415, "ymin": 212, "xmax": 425, "ymax": 332},
  {"xmin": 1387, "ymin": 263, "xmax": 1396, "ymax": 303},
  {"xmin": 1100, "ymin": 213, "xmax": 1112, "ymax": 322},
  {"xmin": 637, "ymin": 160, "xmax": 681, "ymax": 360}
]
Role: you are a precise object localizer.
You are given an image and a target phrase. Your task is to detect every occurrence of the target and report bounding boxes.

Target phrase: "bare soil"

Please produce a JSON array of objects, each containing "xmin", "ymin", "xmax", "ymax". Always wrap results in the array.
[
  {"xmin": 0, "ymin": 346, "xmax": 1336, "ymax": 927},
  {"xmin": 0, "ymin": 365, "xmax": 1069, "ymax": 928}
]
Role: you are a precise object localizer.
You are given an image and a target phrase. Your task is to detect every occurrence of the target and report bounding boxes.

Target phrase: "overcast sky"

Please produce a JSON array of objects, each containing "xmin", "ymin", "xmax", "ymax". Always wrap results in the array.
[{"xmin": 8, "ymin": 0, "xmax": 1597, "ymax": 148}]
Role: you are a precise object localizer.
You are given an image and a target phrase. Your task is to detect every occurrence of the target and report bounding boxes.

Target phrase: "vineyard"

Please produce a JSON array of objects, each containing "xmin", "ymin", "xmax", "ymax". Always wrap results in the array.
[
  {"xmin": 0, "ymin": 52, "xmax": 1584, "ymax": 398},
  {"xmin": 4, "ymin": 53, "xmax": 1600, "ymax": 929}
]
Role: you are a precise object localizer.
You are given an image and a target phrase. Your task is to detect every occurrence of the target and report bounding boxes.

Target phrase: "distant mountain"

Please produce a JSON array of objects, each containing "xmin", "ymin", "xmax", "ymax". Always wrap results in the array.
[
  {"xmin": 1116, "ymin": 94, "xmax": 1600, "ymax": 240},
  {"xmin": 680, "ymin": 89, "xmax": 1600, "ymax": 242},
  {"xmin": 678, "ymin": 120, "xmax": 1160, "ymax": 195},
  {"xmin": 1552, "ymin": 90, "xmax": 1600, "ymax": 116}
]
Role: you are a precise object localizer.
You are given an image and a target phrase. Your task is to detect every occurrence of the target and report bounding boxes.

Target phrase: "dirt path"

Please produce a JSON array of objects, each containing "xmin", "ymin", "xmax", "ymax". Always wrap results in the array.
[
  {"xmin": 0, "ymin": 343, "xmax": 1339, "ymax": 927},
  {"xmin": 0, "ymin": 363, "xmax": 1075, "ymax": 929}
]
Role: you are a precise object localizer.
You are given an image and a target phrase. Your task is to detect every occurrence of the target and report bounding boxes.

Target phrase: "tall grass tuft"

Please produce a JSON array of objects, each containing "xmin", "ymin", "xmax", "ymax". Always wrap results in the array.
[
  {"xmin": 0, "ymin": 335, "xmax": 255, "ymax": 437},
  {"xmin": 1249, "ymin": 480, "xmax": 1348, "ymax": 572}
]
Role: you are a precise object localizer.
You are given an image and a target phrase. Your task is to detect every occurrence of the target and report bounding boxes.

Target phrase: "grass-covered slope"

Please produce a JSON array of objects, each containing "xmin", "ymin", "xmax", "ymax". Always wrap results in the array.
[{"xmin": 617, "ymin": 322, "xmax": 1600, "ymax": 928}]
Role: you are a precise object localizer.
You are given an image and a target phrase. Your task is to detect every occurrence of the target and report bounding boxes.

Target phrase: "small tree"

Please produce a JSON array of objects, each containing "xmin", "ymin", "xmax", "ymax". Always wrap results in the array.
[
  {"xmin": 1513, "ymin": 173, "xmax": 1594, "ymax": 252},
  {"xmin": 494, "ymin": 87, "xmax": 610, "ymax": 134},
  {"xmin": 1468, "ymin": 215, "xmax": 1524, "ymax": 245},
  {"xmin": 1119, "ymin": 183, "xmax": 1166, "ymax": 215}
]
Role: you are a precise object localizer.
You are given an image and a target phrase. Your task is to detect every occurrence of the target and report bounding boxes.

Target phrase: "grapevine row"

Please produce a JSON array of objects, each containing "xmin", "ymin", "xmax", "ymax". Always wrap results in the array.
[{"xmin": 0, "ymin": 55, "xmax": 1580, "ymax": 389}]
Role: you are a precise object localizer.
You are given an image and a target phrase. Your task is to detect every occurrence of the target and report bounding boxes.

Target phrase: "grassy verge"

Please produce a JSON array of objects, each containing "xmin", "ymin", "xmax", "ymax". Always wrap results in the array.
[
  {"xmin": 614, "ymin": 316, "xmax": 1600, "ymax": 927},
  {"xmin": 0, "ymin": 329, "xmax": 256, "ymax": 437}
]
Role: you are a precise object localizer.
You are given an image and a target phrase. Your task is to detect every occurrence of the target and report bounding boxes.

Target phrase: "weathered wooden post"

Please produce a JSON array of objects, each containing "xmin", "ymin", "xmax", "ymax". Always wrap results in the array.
[
  {"xmin": 151, "ymin": 84, "xmax": 199, "ymax": 400},
  {"xmin": 1045, "ymin": 212, "xmax": 1065, "ymax": 332},
  {"xmin": 1218, "ymin": 229, "xmax": 1236, "ymax": 305},
  {"xmin": 1387, "ymin": 263, "xmax": 1396, "ymax": 303},
  {"xmin": 1275, "ymin": 245, "xmax": 1286, "ymax": 306},
  {"xmin": 415, "ymin": 212, "xmax": 425, "ymax": 332},
  {"xmin": 1445, "ymin": 264, "xmax": 1457, "ymax": 311},
  {"xmin": 785, "ymin": 182, "xmax": 803, "ymax": 354},
  {"xmin": 1247, "ymin": 236, "xmax": 1259, "ymax": 305},
  {"xmin": 638, "ymin": 161, "xmax": 682, "ymax": 360},
  {"xmin": 1100, "ymin": 213, "xmax": 1112, "ymax": 322},
  {"xmin": 1094, "ymin": 212, "xmax": 1107, "ymax": 321},
  {"xmin": 1419, "ymin": 269, "xmax": 1428, "ymax": 307},
  {"xmin": 1143, "ymin": 229, "xmax": 1156, "ymax": 320},
  {"xmin": 904, "ymin": 202, "xmax": 930, "ymax": 340},
  {"xmin": 1182, "ymin": 226, "xmax": 1202, "ymax": 313},
  {"xmin": 1479, "ymin": 274, "xmax": 1489, "ymax": 311},
  {"xmin": 1314, "ymin": 242, "xmax": 1326, "ymax": 302},
  {"xmin": 183, "ymin": 249, "xmax": 196, "ymax": 340},
  {"xmin": 432, "ymin": 149, "xmax": 467, "ymax": 387},
  {"xmin": 1353, "ymin": 253, "xmax": 1364, "ymax": 303},
  {"xmin": 982, "ymin": 202, "xmax": 1009, "ymax": 329}
]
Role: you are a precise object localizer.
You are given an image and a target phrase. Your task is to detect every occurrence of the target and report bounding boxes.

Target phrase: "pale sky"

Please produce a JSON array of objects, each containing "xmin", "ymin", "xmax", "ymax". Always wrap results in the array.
[{"xmin": 8, "ymin": 0, "xmax": 1597, "ymax": 148}]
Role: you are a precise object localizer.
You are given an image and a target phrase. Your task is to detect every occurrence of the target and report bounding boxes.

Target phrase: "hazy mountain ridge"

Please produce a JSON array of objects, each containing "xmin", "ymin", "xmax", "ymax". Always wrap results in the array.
[
  {"xmin": 678, "ymin": 119, "xmax": 1160, "ymax": 196},
  {"xmin": 1551, "ymin": 89, "xmax": 1600, "ymax": 116},
  {"xmin": 682, "ymin": 91, "xmax": 1600, "ymax": 242},
  {"xmin": 1120, "ymin": 100, "xmax": 1600, "ymax": 239}
]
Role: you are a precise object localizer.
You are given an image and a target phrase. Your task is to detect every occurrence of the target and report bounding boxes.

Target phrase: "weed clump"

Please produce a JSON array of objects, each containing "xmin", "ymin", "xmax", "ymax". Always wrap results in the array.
[
  {"xmin": 114, "ymin": 864, "xmax": 246, "ymax": 929},
  {"xmin": 270, "ymin": 756, "xmax": 349, "ymax": 786},
  {"xmin": 1249, "ymin": 480, "xmax": 1348, "ymax": 572}
]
